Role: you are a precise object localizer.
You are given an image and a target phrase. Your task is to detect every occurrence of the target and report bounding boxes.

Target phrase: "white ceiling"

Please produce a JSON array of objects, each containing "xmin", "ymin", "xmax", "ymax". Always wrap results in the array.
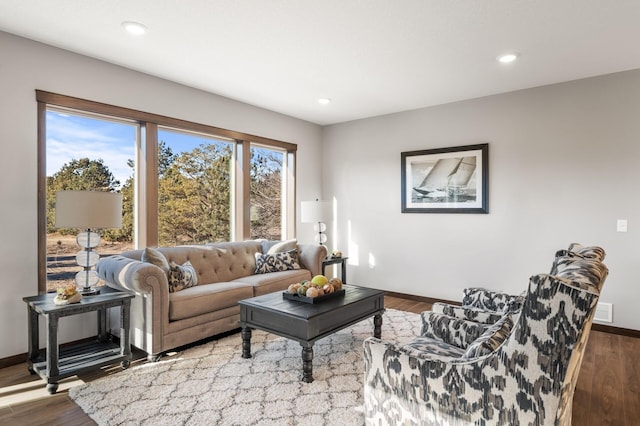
[{"xmin": 2, "ymin": 1, "xmax": 640, "ymax": 125}]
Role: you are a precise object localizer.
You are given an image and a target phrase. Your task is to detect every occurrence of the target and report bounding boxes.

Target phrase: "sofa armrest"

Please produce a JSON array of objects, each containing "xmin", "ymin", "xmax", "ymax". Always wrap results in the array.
[
  {"xmin": 97, "ymin": 255, "xmax": 169, "ymax": 297},
  {"xmin": 419, "ymin": 311, "xmax": 488, "ymax": 349},
  {"xmin": 431, "ymin": 302, "xmax": 504, "ymax": 325},
  {"xmin": 297, "ymin": 244, "xmax": 328, "ymax": 277},
  {"xmin": 97, "ymin": 255, "xmax": 170, "ymax": 356}
]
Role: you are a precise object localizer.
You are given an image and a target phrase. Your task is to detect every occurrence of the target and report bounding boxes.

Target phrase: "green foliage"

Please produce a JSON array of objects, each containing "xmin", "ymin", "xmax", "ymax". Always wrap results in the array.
[
  {"xmin": 158, "ymin": 143, "xmax": 232, "ymax": 245},
  {"xmin": 47, "ymin": 141, "xmax": 283, "ymax": 245},
  {"xmin": 250, "ymin": 150, "xmax": 283, "ymax": 240}
]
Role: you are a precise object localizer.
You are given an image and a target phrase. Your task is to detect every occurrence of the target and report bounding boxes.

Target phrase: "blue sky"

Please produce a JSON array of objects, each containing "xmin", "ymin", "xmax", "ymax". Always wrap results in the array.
[
  {"xmin": 46, "ymin": 110, "xmax": 136, "ymax": 186},
  {"xmin": 47, "ymin": 110, "xmax": 282, "ymax": 188}
]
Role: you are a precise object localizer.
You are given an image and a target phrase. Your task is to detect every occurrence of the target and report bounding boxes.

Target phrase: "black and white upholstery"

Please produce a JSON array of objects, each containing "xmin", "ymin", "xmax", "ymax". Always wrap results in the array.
[{"xmin": 363, "ymin": 245, "xmax": 608, "ymax": 425}]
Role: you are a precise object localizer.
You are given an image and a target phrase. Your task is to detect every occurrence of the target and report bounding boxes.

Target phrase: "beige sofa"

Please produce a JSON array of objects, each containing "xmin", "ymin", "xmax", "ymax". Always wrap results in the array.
[{"xmin": 97, "ymin": 240, "xmax": 327, "ymax": 360}]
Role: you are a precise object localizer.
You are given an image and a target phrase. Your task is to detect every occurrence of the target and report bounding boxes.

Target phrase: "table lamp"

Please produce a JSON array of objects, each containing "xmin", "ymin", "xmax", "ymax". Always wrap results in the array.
[
  {"xmin": 55, "ymin": 190, "xmax": 123, "ymax": 295},
  {"xmin": 301, "ymin": 199, "xmax": 331, "ymax": 245}
]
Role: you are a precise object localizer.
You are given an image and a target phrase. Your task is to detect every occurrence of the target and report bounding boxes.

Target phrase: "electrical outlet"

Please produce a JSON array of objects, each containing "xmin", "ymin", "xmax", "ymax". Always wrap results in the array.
[{"xmin": 616, "ymin": 219, "xmax": 628, "ymax": 232}]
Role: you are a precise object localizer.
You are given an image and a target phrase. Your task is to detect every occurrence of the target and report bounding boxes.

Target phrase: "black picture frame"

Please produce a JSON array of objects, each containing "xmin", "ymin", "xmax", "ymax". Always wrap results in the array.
[{"xmin": 401, "ymin": 143, "xmax": 488, "ymax": 213}]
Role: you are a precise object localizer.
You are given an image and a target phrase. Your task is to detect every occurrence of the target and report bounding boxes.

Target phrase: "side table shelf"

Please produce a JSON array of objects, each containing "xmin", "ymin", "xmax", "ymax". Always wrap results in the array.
[
  {"xmin": 23, "ymin": 287, "xmax": 134, "ymax": 394},
  {"xmin": 322, "ymin": 256, "xmax": 348, "ymax": 284}
]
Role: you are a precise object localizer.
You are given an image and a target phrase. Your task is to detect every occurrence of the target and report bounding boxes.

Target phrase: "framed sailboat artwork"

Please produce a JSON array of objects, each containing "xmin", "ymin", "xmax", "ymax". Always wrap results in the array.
[{"xmin": 401, "ymin": 143, "xmax": 488, "ymax": 213}]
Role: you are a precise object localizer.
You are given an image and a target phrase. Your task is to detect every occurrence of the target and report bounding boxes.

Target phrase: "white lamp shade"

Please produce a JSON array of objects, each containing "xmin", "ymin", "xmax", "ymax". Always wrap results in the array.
[
  {"xmin": 301, "ymin": 200, "xmax": 332, "ymax": 223},
  {"xmin": 55, "ymin": 190, "xmax": 123, "ymax": 229}
]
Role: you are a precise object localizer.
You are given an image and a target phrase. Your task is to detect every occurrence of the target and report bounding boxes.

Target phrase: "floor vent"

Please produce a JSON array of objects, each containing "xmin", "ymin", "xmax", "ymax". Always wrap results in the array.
[{"xmin": 594, "ymin": 302, "xmax": 613, "ymax": 323}]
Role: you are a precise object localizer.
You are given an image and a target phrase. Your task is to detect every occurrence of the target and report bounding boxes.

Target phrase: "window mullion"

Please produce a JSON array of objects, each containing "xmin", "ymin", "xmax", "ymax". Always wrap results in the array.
[{"xmin": 234, "ymin": 140, "xmax": 251, "ymax": 241}]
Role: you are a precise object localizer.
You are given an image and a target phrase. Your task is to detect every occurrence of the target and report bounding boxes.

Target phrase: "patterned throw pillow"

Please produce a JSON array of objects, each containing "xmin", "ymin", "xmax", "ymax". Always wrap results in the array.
[
  {"xmin": 566, "ymin": 243, "xmax": 606, "ymax": 261},
  {"xmin": 462, "ymin": 313, "xmax": 514, "ymax": 359},
  {"xmin": 255, "ymin": 249, "xmax": 301, "ymax": 274},
  {"xmin": 462, "ymin": 288, "xmax": 524, "ymax": 313},
  {"xmin": 551, "ymin": 258, "xmax": 608, "ymax": 293},
  {"xmin": 167, "ymin": 261, "xmax": 198, "ymax": 293},
  {"xmin": 141, "ymin": 247, "xmax": 170, "ymax": 274}
]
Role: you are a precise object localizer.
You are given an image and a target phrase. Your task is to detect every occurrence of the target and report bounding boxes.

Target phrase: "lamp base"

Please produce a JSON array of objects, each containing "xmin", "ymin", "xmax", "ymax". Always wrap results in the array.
[{"xmin": 79, "ymin": 286, "xmax": 101, "ymax": 296}]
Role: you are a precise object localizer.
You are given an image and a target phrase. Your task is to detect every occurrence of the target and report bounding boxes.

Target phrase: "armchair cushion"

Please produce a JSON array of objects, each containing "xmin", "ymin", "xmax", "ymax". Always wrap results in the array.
[
  {"xmin": 400, "ymin": 336, "xmax": 465, "ymax": 361},
  {"xmin": 432, "ymin": 302, "xmax": 505, "ymax": 325},
  {"xmin": 420, "ymin": 311, "xmax": 488, "ymax": 349},
  {"xmin": 462, "ymin": 312, "xmax": 514, "ymax": 359},
  {"xmin": 462, "ymin": 287, "xmax": 524, "ymax": 313}
]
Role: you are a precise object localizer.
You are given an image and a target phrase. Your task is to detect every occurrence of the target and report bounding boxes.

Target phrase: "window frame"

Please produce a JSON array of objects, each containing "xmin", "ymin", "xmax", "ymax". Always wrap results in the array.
[{"xmin": 37, "ymin": 90, "xmax": 297, "ymax": 293}]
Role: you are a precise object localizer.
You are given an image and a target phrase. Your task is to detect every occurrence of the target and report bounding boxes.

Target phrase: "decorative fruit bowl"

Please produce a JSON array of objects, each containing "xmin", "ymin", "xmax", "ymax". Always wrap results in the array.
[
  {"xmin": 283, "ymin": 289, "xmax": 345, "ymax": 304},
  {"xmin": 53, "ymin": 285, "xmax": 82, "ymax": 305},
  {"xmin": 283, "ymin": 275, "xmax": 344, "ymax": 304}
]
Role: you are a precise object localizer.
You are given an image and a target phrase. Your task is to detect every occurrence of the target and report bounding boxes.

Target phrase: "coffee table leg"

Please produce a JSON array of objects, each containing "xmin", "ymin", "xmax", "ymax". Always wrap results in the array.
[
  {"xmin": 241, "ymin": 327, "xmax": 252, "ymax": 358},
  {"xmin": 301, "ymin": 344, "xmax": 314, "ymax": 383},
  {"xmin": 373, "ymin": 313, "xmax": 383, "ymax": 339}
]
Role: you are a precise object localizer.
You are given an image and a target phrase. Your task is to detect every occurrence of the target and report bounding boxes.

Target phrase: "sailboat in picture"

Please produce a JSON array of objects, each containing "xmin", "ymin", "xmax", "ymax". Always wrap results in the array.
[{"xmin": 412, "ymin": 156, "xmax": 477, "ymax": 202}]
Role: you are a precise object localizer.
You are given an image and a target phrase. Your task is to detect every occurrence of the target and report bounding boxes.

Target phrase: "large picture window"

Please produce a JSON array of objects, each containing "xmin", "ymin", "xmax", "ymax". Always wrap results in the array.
[
  {"xmin": 37, "ymin": 91, "xmax": 297, "ymax": 293},
  {"xmin": 45, "ymin": 109, "xmax": 137, "ymax": 292}
]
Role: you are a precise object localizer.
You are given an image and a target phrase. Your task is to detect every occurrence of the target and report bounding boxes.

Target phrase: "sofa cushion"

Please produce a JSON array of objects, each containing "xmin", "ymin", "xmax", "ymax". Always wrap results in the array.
[
  {"xmin": 141, "ymin": 247, "xmax": 170, "ymax": 274},
  {"xmin": 169, "ymin": 282, "xmax": 254, "ymax": 321},
  {"xmin": 265, "ymin": 238, "xmax": 297, "ymax": 254},
  {"xmin": 255, "ymin": 249, "xmax": 301, "ymax": 274},
  {"xmin": 462, "ymin": 313, "xmax": 514, "ymax": 359},
  {"xmin": 168, "ymin": 260, "xmax": 198, "ymax": 293},
  {"xmin": 159, "ymin": 241, "xmax": 261, "ymax": 283},
  {"xmin": 235, "ymin": 269, "xmax": 311, "ymax": 296}
]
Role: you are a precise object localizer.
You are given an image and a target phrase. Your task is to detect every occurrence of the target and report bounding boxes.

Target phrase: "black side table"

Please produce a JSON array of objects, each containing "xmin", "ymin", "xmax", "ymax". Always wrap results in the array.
[
  {"xmin": 322, "ymin": 256, "xmax": 348, "ymax": 283},
  {"xmin": 23, "ymin": 286, "xmax": 133, "ymax": 394}
]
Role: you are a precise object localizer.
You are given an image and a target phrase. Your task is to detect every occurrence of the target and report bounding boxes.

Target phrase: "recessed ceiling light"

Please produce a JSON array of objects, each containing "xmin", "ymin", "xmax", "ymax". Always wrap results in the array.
[
  {"xmin": 122, "ymin": 21, "xmax": 147, "ymax": 36},
  {"xmin": 497, "ymin": 53, "xmax": 519, "ymax": 63},
  {"xmin": 317, "ymin": 98, "xmax": 332, "ymax": 105}
]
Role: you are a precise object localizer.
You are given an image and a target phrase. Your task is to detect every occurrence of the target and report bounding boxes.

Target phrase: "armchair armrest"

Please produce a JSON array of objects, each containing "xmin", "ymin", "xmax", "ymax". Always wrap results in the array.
[
  {"xmin": 364, "ymin": 336, "xmax": 509, "ymax": 425},
  {"xmin": 432, "ymin": 302, "xmax": 504, "ymax": 325},
  {"xmin": 363, "ymin": 337, "xmax": 470, "ymax": 425},
  {"xmin": 297, "ymin": 243, "xmax": 328, "ymax": 277},
  {"xmin": 420, "ymin": 311, "xmax": 488, "ymax": 349}
]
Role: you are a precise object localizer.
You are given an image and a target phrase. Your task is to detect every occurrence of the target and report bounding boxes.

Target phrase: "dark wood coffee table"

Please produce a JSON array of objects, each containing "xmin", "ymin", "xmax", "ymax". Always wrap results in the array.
[{"xmin": 238, "ymin": 284, "xmax": 384, "ymax": 382}]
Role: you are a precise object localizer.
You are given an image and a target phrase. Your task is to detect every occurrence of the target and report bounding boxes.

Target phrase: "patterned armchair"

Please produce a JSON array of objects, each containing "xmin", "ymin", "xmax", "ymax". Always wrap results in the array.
[{"xmin": 363, "ymin": 246, "xmax": 608, "ymax": 425}]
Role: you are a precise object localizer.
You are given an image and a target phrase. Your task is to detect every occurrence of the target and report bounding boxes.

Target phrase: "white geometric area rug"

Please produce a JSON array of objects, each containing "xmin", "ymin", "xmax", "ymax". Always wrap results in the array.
[{"xmin": 69, "ymin": 309, "xmax": 421, "ymax": 426}]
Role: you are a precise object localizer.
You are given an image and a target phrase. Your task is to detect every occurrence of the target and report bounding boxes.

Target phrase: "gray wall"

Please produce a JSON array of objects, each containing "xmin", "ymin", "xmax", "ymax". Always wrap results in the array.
[
  {"xmin": 0, "ymin": 31, "xmax": 323, "ymax": 359},
  {"xmin": 322, "ymin": 69, "xmax": 640, "ymax": 331}
]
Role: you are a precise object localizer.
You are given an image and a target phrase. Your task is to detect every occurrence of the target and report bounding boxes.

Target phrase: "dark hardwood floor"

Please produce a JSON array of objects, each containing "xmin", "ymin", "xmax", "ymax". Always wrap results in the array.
[{"xmin": 1, "ymin": 296, "xmax": 638, "ymax": 425}]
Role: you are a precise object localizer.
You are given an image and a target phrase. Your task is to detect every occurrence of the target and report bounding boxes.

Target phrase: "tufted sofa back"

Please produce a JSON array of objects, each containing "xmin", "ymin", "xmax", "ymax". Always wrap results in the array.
[{"xmin": 121, "ymin": 240, "xmax": 262, "ymax": 284}]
